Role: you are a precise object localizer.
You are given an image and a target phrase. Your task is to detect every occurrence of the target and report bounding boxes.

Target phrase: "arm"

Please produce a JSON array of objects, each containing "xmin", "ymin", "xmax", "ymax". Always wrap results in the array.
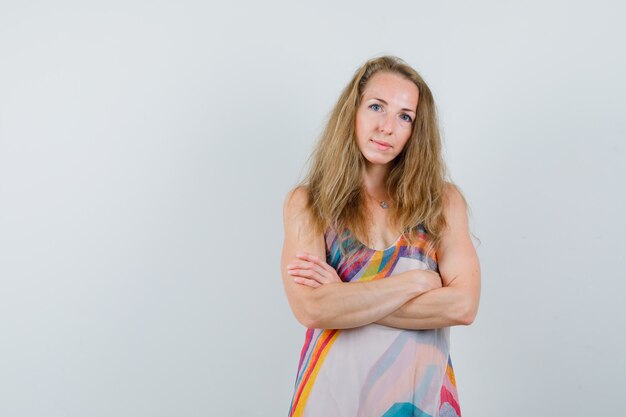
[
  {"xmin": 280, "ymin": 186, "xmax": 432, "ymax": 329},
  {"xmin": 290, "ymin": 269, "xmax": 432, "ymax": 329},
  {"xmin": 374, "ymin": 184, "xmax": 481, "ymax": 329},
  {"xmin": 373, "ymin": 286, "xmax": 476, "ymax": 329}
]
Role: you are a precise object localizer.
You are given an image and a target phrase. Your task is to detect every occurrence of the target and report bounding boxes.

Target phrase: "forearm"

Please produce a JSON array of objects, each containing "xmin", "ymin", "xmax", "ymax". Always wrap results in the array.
[
  {"xmin": 374, "ymin": 286, "xmax": 474, "ymax": 330},
  {"xmin": 305, "ymin": 273, "xmax": 426, "ymax": 329}
]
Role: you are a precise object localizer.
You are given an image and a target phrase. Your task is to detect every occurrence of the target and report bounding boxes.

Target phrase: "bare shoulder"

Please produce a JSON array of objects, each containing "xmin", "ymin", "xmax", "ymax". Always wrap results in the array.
[
  {"xmin": 437, "ymin": 182, "xmax": 481, "ymax": 324},
  {"xmin": 283, "ymin": 184, "xmax": 321, "ymax": 239},
  {"xmin": 283, "ymin": 185, "xmax": 309, "ymax": 215},
  {"xmin": 283, "ymin": 185, "xmax": 312, "ymax": 227},
  {"xmin": 280, "ymin": 184, "xmax": 325, "ymax": 327},
  {"xmin": 442, "ymin": 182, "xmax": 467, "ymax": 208},
  {"xmin": 442, "ymin": 182, "xmax": 469, "ymax": 229}
]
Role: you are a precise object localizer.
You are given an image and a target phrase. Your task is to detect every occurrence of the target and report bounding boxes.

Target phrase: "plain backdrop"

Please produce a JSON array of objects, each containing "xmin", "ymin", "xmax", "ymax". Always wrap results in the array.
[{"xmin": 1, "ymin": 1, "xmax": 625, "ymax": 416}]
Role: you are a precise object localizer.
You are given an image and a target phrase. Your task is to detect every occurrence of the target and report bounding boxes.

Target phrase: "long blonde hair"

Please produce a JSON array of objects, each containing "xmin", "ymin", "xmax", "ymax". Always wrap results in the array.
[{"xmin": 294, "ymin": 55, "xmax": 466, "ymax": 257}]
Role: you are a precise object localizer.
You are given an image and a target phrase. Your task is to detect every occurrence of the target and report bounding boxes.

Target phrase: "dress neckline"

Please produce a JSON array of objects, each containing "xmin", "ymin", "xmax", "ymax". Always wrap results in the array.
[{"xmin": 349, "ymin": 230, "xmax": 404, "ymax": 252}]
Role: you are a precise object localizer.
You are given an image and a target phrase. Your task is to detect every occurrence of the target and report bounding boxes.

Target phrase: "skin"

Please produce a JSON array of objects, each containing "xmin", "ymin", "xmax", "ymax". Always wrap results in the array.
[
  {"xmin": 354, "ymin": 71, "xmax": 418, "ymax": 248},
  {"xmin": 280, "ymin": 71, "xmax": 481, "ymax": 330}
]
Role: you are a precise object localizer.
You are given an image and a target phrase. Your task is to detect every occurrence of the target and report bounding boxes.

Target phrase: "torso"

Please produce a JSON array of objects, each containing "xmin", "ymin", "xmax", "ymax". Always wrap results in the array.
[
  {"xmin": 355, "ymin": 199, "xmax": 404, "ymax": 251},
  {"xmin": 286, "ymin": 220, "xmax": 460, "ymax": 417}
]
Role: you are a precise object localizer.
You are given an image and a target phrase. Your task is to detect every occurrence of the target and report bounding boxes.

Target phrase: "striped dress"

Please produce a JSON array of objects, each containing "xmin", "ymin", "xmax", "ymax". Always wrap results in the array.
[{"xmin": 287, "ymin": 225, "xmax": 461, "ymax": 417}]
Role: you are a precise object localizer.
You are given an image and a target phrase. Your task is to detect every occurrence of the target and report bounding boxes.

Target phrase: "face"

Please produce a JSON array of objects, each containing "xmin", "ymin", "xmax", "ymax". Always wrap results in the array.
[{"xmin": 355, "ymin": 71, "xmax": 419, "ymax": 167}]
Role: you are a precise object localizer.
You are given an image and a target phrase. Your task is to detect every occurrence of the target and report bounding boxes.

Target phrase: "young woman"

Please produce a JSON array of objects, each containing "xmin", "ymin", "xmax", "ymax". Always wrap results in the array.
[{"xmin": 281, "ymin": 55, "xmax": 481, "ymax": 417}]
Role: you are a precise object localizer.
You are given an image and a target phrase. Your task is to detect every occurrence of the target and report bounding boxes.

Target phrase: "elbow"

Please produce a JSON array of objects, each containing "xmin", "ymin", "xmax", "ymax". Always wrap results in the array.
[
  {"xmin": 299, "ymin": 314, "xmax": 322, "ymax": 329},
  {"xmin": 456, "ymin": 300, "xmax": 479, "ymax": 326},
  {"xmin": 297, "ymin": 296, "xmax": 324, "ymax": 329},
  {"xmin": 458, "ymin": 311, "xmax": 476, "ymax": 326},
  {"xmin": 294, "ymin": 287, "xmax": 341, "ymax": 329}
]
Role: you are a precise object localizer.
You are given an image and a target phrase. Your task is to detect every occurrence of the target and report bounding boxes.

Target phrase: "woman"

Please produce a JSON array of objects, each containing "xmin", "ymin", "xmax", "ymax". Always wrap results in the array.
[{"xmin": 281, "ymin": 56, "xmax": 481, "ymax": 417}]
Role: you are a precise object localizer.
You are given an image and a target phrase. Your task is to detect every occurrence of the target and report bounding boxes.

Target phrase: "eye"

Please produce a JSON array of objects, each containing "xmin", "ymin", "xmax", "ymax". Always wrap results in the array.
[
  {"xmin": 401, "ymin": 113, "xmax": 413, "ymax": 123},
  {"xmin": 368, "ymin": 104, "xmax": 382, "ymax": 111}
]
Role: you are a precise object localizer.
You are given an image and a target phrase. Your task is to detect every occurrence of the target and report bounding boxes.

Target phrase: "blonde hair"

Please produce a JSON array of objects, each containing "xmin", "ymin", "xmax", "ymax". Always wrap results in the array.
[{"xmin": 293, "ymin": 55, "xmax": 467, "ymax": 257}]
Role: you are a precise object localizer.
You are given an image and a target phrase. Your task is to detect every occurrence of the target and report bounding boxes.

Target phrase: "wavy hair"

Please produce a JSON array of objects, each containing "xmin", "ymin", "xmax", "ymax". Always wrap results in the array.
[{"xmin": 293, "ymin": 55, "xmax": 467, "ymax": 258}]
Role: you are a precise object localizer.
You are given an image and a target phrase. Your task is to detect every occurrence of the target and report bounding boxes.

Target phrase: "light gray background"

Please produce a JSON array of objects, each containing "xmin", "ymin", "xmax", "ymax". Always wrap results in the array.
[{"xmin": 1, "ymin": 1, "xmax": 625, "ymax": 416}]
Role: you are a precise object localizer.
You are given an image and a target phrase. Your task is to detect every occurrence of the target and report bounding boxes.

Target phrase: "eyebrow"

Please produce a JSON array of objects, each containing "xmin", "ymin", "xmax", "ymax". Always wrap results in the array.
[{"xmin": 371, "ymin": 97, "xmax": 416, "ymax": 114}]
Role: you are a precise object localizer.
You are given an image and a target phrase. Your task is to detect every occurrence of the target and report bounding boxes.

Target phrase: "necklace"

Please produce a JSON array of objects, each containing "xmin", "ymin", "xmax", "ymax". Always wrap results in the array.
[{"xmin": 366, "ymin": 191, "xmax": 390, "ymax": 209}]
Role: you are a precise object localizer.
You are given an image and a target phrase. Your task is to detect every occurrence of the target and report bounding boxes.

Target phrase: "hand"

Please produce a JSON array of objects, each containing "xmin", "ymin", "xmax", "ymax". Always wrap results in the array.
[
  {"xmin": 424, "ymin": 270, "xmax": 443, "ymax": 291},
  {"xmin": 406, "ymin": 269, "xmax": 443, "ymax": 292},
  {"xmin": 286, "ymin": 252, "xmax": 342, "ymax": 288}
]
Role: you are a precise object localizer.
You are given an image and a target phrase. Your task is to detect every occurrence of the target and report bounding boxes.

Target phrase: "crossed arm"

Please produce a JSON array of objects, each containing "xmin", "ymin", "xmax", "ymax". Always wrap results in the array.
[
  {"xmin": 373, "ymin": 274, "xmax": 480, "ymax": 330},
  {"xmin": 373, "ymin": 188, "xmax": 481, "ymax": 329},
  {"xmin": 281, "ymin": 185, "xmax": 481, "ymax": 330}
]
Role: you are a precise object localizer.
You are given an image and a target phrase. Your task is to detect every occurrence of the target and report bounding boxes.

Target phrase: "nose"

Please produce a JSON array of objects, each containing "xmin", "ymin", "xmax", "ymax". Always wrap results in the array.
[{"xmin": 378, "ymin": 114, "xmax": 393, "ymax": 134}]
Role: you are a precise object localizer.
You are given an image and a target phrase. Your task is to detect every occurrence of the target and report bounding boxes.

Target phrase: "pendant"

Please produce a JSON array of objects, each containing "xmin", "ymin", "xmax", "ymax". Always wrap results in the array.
[{"xmin": 380, "ymin": 201, "xmax": 389, "ymax": 209}]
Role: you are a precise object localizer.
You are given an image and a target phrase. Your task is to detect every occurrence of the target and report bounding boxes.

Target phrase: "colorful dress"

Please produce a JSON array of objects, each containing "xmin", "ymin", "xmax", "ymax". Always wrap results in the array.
[{"xmin": 287, "ymin": 225, "xmax": 461, "ymax": 417}]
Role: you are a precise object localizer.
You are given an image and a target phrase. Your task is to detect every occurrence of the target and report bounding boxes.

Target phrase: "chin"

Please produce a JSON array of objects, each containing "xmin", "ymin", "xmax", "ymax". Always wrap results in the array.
[{"xmin": 364, "ymin": 155, "xmax": 394, "ymax": 166}]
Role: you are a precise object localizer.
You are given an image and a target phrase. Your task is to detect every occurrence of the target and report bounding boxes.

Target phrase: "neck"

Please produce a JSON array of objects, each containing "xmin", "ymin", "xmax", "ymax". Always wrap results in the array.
[{"xmin": 361, "ymin": 161, "xmax": 391, "ymax": 195}]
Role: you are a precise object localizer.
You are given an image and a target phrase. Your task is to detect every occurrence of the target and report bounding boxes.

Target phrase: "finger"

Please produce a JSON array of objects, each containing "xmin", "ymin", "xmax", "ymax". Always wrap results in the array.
[
  {"xmin": 289, "ymin": 268, "xmax": 335, "ymax": 287},
  {"xmin": 296, "ymin": 253, "xmax": 334, "ymax": 272},
  {"xmin": 287, "ymin": 268, "xmax": 316, "ymax": 279},
  {"xmin": 293, "ymin": 277, "xmax": 321, "ymax": 288},
  {"xmin": 288, "ymin": 268, "xmax": 327, "ymax": 284},
  {"xmin": 309, "ymin": 263, "xmax": 328, "ymax": 278},
  {"xmin": 289, "ymin": 260, "xmax": 327, "ymax": 278},
  {"xmin": 287, "ymin": 260, "xmax": 314, "ymax": 270},
  {"xmin": 292, "ymin": 256, "xmax": 342, "ymax": 284}
]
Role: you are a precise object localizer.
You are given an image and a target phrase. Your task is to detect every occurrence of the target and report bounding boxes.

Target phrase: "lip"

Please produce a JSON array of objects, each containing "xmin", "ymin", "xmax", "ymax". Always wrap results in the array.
[{"xmin": 371, "ymin": 139, "xmax": 392, "ymax": 149}]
